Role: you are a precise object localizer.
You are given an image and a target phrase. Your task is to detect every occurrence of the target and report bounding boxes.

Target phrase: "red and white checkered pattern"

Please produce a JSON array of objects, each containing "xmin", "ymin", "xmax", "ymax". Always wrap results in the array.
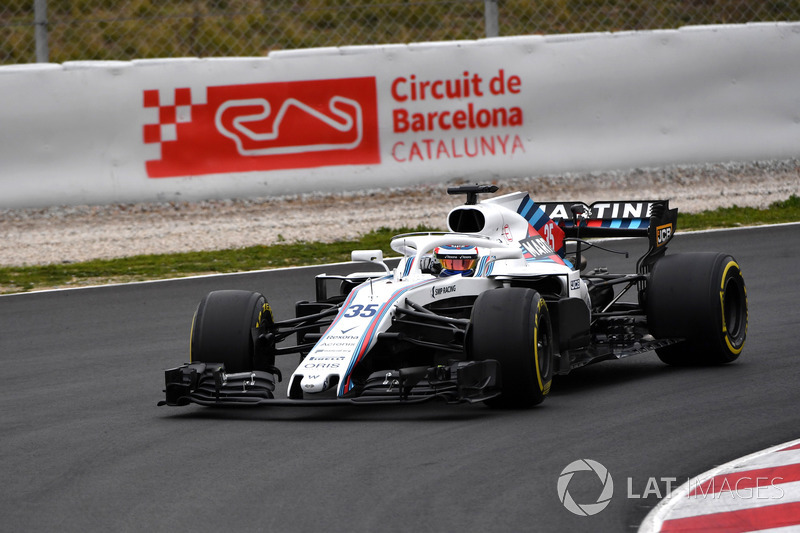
[
  {"xmin": 641, "ymin": 439, "xmax": 800, "ymax": 532},
  {"xmin": 143, "ymin": 87, "xmax": 205, "ymax": 145}
]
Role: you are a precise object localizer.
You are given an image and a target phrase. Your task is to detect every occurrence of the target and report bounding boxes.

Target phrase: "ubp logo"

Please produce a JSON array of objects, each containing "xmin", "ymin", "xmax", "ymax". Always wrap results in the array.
[{"xmin": 557, "ymin": 459, "xmax": 614, "ymax": 516}]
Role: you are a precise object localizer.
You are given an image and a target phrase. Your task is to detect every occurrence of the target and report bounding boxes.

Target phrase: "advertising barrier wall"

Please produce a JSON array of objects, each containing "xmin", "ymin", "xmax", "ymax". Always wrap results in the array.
[{"xmin": 1, "ymin": 23, "xmax": 799, "ymax": 208}]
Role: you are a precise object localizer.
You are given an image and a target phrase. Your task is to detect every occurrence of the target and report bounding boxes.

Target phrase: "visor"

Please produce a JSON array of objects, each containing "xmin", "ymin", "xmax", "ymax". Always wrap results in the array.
[
  {"xmin": 435, "ymin": 245, "xmax": 479, "ymax": 272},
  {"xmin": 439, "ymin": 257, "xmax": 478, "ymax": 272}
]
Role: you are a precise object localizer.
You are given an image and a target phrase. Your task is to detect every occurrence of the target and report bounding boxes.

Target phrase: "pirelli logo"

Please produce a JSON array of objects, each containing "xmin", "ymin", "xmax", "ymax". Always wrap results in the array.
[{"xmin": 656, "ymin": 223, "xmax": 673, "ymax": 247}]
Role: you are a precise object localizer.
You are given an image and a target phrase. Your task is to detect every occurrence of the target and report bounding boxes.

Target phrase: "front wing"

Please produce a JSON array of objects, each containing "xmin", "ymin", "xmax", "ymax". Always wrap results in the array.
[{"xmin": 158, "ymin": 360, "xmax": 501, "ymax": 407}]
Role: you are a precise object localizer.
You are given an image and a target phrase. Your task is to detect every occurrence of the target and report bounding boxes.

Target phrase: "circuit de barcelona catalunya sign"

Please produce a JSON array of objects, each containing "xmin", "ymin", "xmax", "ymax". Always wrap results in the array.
[
  {"xmin": 142, "ymin": 68, "xmax": 526, "ymax": 179},
  {"xmin": 388, "ymin": 68, "xmax": 526, "ymax": 163},
  {"xmin": 143, "ymin": 77, "xmax": 380, "ymax": 178}
]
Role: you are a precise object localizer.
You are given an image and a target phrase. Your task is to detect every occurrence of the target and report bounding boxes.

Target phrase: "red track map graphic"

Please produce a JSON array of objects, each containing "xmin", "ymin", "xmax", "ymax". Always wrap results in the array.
[{"xmin": 143, "ymin": 77, "xmax": 380, "ymax": 178}]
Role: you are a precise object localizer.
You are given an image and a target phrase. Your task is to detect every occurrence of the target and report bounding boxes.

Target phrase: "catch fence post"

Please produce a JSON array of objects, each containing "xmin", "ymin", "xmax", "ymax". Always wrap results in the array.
[
  {"xmin": 35, "ymin": 0, "xmax": 49, "ymax": 62},
  {"xmin": 484, "ymin": 0, "xmax": 499, "ymax": 37}
]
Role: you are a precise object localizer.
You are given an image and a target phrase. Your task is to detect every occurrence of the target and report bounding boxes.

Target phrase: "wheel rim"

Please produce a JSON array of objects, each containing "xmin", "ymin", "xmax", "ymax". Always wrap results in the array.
[
  {"xmin": 723, "ymin": 274, "xmax": 747, "ymax": 345},
  {"xmin": 537, "ymin": 313, "xmax": 552, "ymax": 379}
]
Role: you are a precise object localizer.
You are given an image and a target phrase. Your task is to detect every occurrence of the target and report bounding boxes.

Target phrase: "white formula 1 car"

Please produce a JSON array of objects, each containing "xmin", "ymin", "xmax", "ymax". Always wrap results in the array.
[{"xmin": 159, "ymin": 185, "xmax": 747, "ymax": 409}]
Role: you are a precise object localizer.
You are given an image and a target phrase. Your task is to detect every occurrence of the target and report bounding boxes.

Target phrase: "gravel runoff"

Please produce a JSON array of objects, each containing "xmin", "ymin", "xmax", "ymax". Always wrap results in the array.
[{"xmin": 1, "ymin": 159, "xmax": 799, "ymax": 267}]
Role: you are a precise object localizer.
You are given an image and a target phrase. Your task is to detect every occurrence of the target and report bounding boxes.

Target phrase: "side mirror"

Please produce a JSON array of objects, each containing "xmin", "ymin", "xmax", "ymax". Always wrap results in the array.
[
  {"xmin": 490, "ymin": 247, "xmax": 524, "ymax": 261},
  {"xmin": 351, "ymin": 250, "xmax": 390, "ymax": 272},
  {"xmin": 351, "ymin": 250, "xmax": 383, "ymax": 263}
]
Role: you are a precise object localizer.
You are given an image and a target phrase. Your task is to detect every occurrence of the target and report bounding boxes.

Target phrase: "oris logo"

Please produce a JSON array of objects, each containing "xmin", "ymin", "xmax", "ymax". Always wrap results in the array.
[{"xmin": 656, "ymin": 223, "xmax": 673, "ymax": 247}]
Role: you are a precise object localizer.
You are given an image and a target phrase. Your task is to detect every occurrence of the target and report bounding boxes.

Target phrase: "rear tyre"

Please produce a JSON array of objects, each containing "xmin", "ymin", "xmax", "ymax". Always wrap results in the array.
[
  {"xmin": 469, "ymin": 288, "xmax": 554, "ymax": 408},
  {"xmin": 190, "ymin": 290, "xmax": 275, "ymax": 373},
  {"xmin": 646, "ymin": 252, "xmax": 747, "ymax": 365}
]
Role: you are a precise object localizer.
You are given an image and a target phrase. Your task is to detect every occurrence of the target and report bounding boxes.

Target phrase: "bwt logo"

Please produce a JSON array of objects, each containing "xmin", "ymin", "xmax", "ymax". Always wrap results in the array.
[{"xmin": 143, "ymin": 77, "xmax": 380, "ymax": 178}]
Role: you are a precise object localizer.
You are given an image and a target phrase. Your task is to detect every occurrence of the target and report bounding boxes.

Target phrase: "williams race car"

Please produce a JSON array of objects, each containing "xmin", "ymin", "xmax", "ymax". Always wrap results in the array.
[{"xmin": 159, "ymin": 185, "xmax": 747, "ymax": 409}]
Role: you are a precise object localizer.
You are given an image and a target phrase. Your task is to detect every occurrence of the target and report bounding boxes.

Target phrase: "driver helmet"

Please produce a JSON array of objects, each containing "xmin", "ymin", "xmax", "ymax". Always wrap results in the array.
[{"xmin": 434, "ymin": 245, "xmax": 479, "ymax": 277}]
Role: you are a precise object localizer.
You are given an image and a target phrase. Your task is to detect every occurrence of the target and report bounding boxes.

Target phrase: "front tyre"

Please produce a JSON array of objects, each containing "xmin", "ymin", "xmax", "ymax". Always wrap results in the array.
[
  {"xmin": 646, "ymin": 252, "xmax": 747, "ymax": 365},
  {"xmin": 469, "ymin": 288, "xmax": 554, "ymax": 408},
  {"xmin": 190, "ymin": 290, "xmax": 275, "ymax": 373}
]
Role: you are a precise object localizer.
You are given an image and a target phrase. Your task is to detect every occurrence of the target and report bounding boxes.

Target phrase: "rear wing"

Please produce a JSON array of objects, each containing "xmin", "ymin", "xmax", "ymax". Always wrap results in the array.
[
  {"xmin": 537, "ymin": 200, "xmax": 678, "ymax": 269},
  {"xmin": 540, "ymin": 199, "xmax": 676, "ymax": 236},
  {"xmin": 537, "ymin": 200, "xmax": 671, "ymax": 235}
]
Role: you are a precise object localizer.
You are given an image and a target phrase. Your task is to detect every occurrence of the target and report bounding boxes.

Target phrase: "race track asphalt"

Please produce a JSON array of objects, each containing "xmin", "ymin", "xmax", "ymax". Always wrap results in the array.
[{"xmin": 2, "ymin": 224, "xmax": 798, "ymax": 533}]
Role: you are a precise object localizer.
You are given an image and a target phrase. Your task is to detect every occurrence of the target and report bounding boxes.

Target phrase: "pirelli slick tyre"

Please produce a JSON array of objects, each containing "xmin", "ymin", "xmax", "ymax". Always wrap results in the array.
[
  {"xmin": 469, "ymin": 288, "xmax": 554, "ymax": 408},
  {"xmin": 646, "ymin": 252, "xmax": 747, "ymax": 365},
  {"xmin": 190, "ymin": 290, "xmax": 275, "ymax": 374}
]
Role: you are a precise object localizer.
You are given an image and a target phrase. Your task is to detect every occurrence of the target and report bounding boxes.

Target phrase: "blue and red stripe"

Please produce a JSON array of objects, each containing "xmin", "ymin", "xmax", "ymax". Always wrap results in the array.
[
  {"xmin": 339, "ymin": 279, "xmax": 437, "ymax": 396},
  {"xmin": 401, "ymin": 257, "xmax": 415, "ymax": 277}
]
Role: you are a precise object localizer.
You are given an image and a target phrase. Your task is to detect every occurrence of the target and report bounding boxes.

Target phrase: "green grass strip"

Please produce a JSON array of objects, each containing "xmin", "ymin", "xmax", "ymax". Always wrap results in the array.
[
  {"xmin": 0, "ymin": 225, "xmax": 434, "ymax": 294},
  {"xmin": 1, "ymin": 196, "xmax": 798, "ymax": 295},
  {"xmin": 678, "ymin": 194, "xmax": 800, "ymax": 230}
]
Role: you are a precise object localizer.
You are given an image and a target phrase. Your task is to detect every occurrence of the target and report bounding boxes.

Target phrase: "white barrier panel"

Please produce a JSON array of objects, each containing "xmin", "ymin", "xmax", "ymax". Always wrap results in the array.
[{"xmin": 1, "ymin": 23, "xmax": 799, "ymax": 208}]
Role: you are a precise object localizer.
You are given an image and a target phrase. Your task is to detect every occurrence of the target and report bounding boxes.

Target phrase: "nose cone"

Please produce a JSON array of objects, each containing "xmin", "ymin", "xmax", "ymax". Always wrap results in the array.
[{"xmin": 300, "ymin": 373, "xmax": 340, "ymax": 394}]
